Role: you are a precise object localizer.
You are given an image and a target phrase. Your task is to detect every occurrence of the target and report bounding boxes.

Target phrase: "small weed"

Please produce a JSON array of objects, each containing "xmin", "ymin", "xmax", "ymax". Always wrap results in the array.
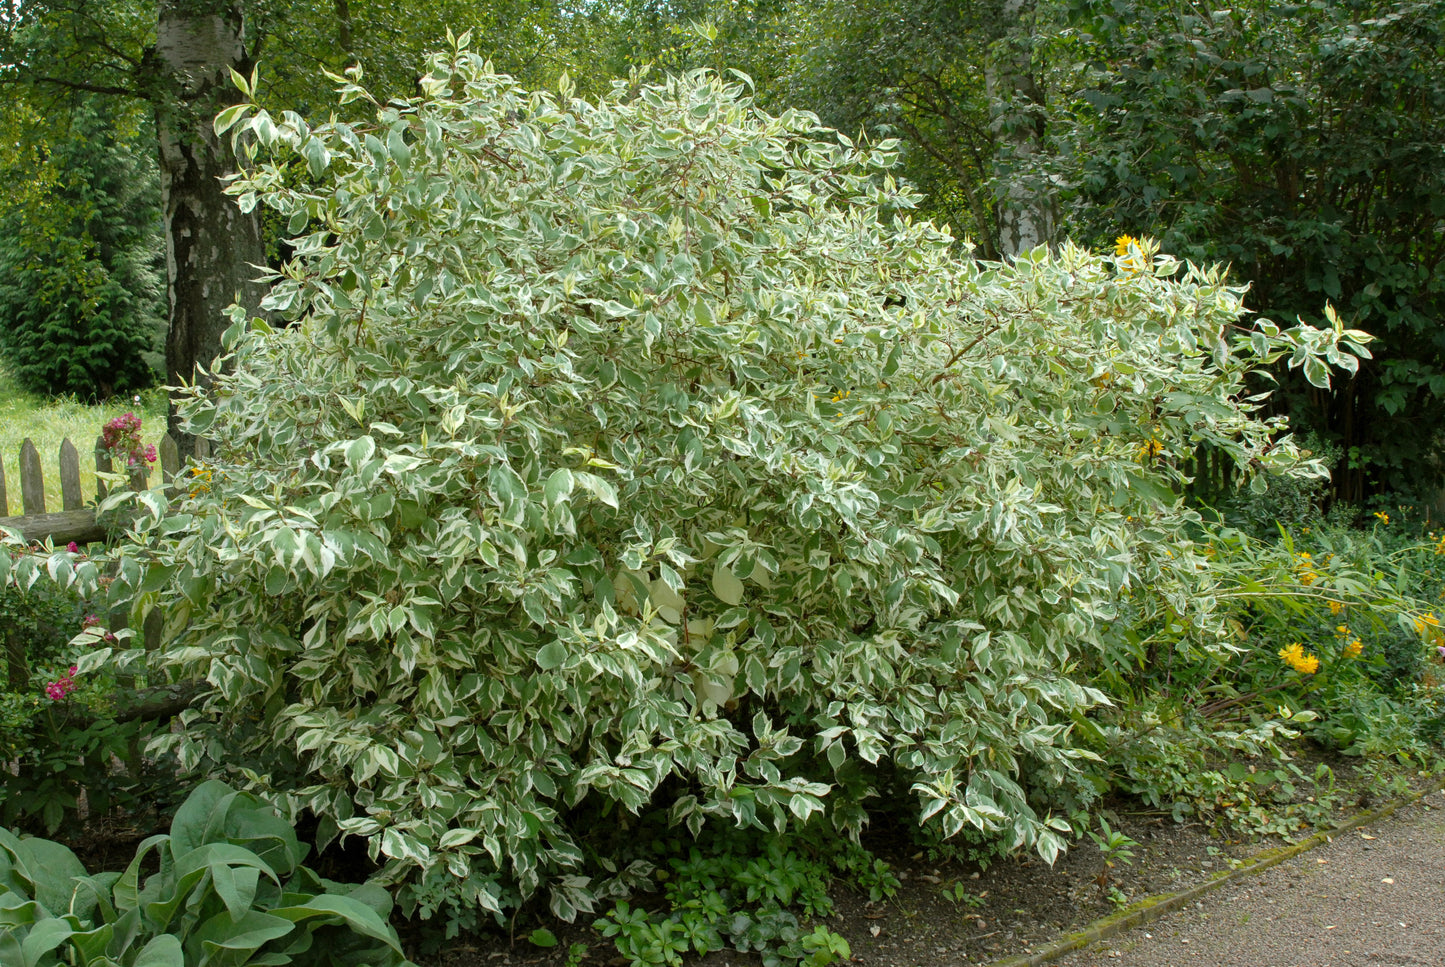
[
  {"xmin": 940, "ymin": 881, "xmax": 987, "ymax": 908},
  {"xmin": 1089, "ymin": 818, "xmax": 1139, "ymax": 869}
]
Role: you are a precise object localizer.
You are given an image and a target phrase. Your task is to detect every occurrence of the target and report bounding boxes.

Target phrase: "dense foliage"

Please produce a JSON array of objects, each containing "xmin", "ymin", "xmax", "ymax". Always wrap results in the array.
[
  {"xmin": 1055, "ymin": 0, "xmax": 1445, "ymax": 500},
  {"xmin": 0, "ymin": 780, "xmax": 409, "ymax": 967},
  {"xmin": 0, "ymin": 101, "xmax": 163, "ymax": 399},
  {"xmin": 61, "ymin": 48, "xmax": 1373, "ymax": 925}
]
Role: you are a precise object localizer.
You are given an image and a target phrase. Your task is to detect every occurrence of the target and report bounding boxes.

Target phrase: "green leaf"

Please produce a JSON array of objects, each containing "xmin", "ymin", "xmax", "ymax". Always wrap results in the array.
[
  {"xmin": 11, "ymin": 837, "xmax": 86, "ymax": 914},
  {"xmin": 543, "ymin": 468, "xmax": 574, "ymax": 507},
  {"xmin": 266, "ymin": 895, "xmax": 403, "ymax": 952},
  {"xmin": 536, "ymin": 641, "xmax": 567, "ymax": 670},
  {"xmin": 711, "ymin": 563, "xmax": 744, "ymax": 606},
  {"xmin": 19, "ymin": 916, "xmax": 75, "ymax": 967},
  {"xmin": 192, "ymin": 909, "xmax": 294, "ymax": 954},
  {"xmin": 132, "ymin": 935, "xmax": 184, "ymax": 967}
]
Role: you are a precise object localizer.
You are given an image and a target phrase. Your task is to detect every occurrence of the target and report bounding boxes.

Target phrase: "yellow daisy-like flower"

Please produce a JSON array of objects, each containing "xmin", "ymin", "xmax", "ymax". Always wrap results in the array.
[
  {"xmin": 187, "ymin": 462, "xmax": 213, "ymax": 498},
  {"xmin": 1374, "ymin": 511, "xmax": 1390, "ymax": 524},
  {"xmin": 1279, "ymin": 642, "xmax": 1320, "ymax": 674},
  {"xmin": 1115, "ymin": 235, "xmax": 1138, "ymax": 257},
  {"xmin": 1137, "ymin": 436, "xmax": 1164, "ymax": 460},
  {"xmin": 1413, "ymin": 613, "xmax": 1440, "ymax": 636},
  {"xmin": 1343, "ymin": 639, "xmax": 1363, "ymax": 659}
]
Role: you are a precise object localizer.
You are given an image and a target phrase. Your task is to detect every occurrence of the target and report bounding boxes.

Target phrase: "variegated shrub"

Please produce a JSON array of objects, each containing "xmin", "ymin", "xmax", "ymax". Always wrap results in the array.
[{"xmin": 77, "ymin": 37, "xmax": 1368, "ymax": 923}]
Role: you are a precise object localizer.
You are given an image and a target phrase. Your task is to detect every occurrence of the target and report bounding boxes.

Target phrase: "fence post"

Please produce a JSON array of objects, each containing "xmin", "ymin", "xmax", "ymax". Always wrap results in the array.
[
  {"xmin": 94, "ymin": 436, "xmax": 111, "ymax": 502},
  {"xmin": 159, "ymin": 434, "xmax": 179, "ymax": 486},
  {"xmin": 19, "ymin": 439, "xmax": 44, "ymax": 516},
  {"xmin": 59, "ymin": 438, "xmax": 82, "ymax": 511}
]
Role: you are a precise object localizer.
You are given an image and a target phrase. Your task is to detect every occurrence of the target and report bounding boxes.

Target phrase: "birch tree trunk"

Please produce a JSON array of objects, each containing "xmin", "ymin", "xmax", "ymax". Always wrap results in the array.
[
  {"xmin": 988, "ymin": 0, "xmax": 1057, "ymax": 258},
  {"xmin": 155, "ymin": 0, "xmax": 268, "ymax": 458}
]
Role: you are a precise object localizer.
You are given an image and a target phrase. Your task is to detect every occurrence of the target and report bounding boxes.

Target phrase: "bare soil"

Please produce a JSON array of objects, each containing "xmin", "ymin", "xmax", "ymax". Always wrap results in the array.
[{"xmin": 421, "ymin": 806, "xmax": 1246, "ymax": 967}]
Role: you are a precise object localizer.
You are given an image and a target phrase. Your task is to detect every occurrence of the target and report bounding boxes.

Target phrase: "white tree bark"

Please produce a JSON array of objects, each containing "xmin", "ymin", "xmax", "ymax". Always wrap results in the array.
[{"xmin": 988, "ymin": 0, "xmax": 1057, "ymax": 258}]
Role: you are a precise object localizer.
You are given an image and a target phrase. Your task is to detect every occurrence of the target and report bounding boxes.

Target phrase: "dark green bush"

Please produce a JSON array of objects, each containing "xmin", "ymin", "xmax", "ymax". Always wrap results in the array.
[{"xmin": 0, "ymin": 100, "xmax": 163, "ymax": 399}]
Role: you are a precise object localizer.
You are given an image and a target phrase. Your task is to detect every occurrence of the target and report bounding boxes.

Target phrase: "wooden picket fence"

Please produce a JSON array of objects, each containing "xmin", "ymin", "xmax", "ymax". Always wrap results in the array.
[{"xmin": 0, "ymin": 433, "xmax": 208, "ymax": 545}]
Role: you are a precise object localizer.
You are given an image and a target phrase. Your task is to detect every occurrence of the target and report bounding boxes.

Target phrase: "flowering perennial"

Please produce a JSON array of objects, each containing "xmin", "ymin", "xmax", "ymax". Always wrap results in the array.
[
  {"xmin": 44, "ymin": 666, "xmax": 78, "ymax": 700},
  {"xmin": 101, "ymin": 412, "xmax": 157, "ymax": 470},
  {"xmin": 1279, "ymin": 642, "xmax": 1320, "ymax": 674}
]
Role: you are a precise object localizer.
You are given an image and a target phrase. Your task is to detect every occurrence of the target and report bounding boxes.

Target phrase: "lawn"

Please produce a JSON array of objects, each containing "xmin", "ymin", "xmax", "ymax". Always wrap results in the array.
[{"xmin": 0, "ymin": 364, "xmax": 166, "ymax": 516}]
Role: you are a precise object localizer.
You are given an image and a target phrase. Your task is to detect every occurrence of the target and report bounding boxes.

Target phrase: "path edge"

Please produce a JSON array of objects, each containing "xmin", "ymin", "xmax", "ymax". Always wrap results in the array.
[{"xmin": 986, "ymin": 775, "xmax": 1445, "ymax": 967}]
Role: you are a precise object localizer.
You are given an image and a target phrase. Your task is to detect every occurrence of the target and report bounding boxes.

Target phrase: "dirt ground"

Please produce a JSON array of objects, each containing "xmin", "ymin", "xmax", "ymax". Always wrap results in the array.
[{"xmin": 421, "ymin": 797, "xmax": 1281, "ymax": 967}]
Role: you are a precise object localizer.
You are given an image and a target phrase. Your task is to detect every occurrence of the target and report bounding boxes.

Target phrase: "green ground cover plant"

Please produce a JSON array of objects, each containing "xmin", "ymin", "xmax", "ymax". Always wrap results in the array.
[
  {"xmin": 0, "ymin": 779, "xmax": 409, "ymax": 967},
  {"xmin": 49, "ymin": 38, "xmax": 1376, "ymax": 938}
]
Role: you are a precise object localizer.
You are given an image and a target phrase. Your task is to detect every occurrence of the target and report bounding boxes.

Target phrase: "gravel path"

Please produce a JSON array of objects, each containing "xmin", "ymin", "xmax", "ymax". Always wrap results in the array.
[{"xmin": 1053, "ymin": 789, "xmax": 1445, "ymax": 967}]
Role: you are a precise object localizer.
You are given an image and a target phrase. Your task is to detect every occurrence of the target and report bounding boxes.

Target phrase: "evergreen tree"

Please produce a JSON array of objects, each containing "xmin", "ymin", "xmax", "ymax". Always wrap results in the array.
[{"xmin": 0, "ymin": 99, "xmax": 164, "ymax": 399}]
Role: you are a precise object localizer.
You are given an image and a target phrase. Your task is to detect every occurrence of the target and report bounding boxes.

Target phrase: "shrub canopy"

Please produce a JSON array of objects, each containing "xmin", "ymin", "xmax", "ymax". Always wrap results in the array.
[{"xmin": 77, "ymin": 43, "xmax": 1366, "ymax": 921}]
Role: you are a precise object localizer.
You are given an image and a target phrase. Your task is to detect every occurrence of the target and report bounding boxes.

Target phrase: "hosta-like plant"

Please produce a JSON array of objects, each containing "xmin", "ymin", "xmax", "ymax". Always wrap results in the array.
[
  {"xmin": 78, "ymin": 39, "xmax": 1367, "ymax": 922},
  {"xmin": 0, "ymin": 780, "xmax": 407, "ymax": 966}
]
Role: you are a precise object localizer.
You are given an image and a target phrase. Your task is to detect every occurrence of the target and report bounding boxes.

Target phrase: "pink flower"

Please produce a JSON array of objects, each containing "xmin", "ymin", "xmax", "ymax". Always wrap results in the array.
[
  {"xmin": 43, "ymin": 668, "xmax": 78, "ymax": 700},
  {"xmin": 82, "ymin": 613, "xmax": 101, "ymax": 628},
  {"xmin": 101, "ymin": 411, "xmax": 155, "ymax": 469},
  {"xmin": 66, "ymin": 541, "xmax": 79, "ymax": 553}
]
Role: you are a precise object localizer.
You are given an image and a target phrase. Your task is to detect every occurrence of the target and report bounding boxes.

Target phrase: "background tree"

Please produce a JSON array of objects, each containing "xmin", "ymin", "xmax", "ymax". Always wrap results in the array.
[
  {"xmin": 785, "ymin": 0, "xmax": 1062, "ymax": 258},
  {"xmin": 1053, "ymin": 0, "xmax": 1445, "ymax": 501},
  {"xmin": 0, "ymin": 0, "xmax": 584, "ymax": 449},
  {"xmin": 0, "ymin": 96, "xmax": 164, "ymax": 399}
]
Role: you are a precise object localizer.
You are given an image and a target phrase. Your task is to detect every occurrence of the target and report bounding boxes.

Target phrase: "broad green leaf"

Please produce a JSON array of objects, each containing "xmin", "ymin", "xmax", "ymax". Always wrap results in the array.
[{"xmin": 711, "ymin": 563, "xmax": 744, "ymax": 606}]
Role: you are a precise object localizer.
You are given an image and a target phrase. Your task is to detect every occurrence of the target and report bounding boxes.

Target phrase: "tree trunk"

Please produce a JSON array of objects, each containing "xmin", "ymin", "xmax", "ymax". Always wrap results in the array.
[
  {"xmin": 988, "ymin": 0, "xmax": 1057, "ymax": 259},
  {"xmin": 155, "ymin": 0, "xmax": 268, "ymax": 459}
]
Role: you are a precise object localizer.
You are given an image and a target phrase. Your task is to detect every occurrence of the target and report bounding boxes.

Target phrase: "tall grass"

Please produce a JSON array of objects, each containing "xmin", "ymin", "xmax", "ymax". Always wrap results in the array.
[{"xmin": 0, "ymin": 364, "xmax": 166, "ymax": 514}]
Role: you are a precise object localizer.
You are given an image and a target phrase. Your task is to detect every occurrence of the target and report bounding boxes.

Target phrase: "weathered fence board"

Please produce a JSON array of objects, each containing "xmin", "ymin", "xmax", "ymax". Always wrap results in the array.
[
  {"xmin": 94, "ymin": 436, "xmax": 112, "ymax": 502},
  {"xmin": 59, "ymin": 439, "xmax": 81, "ymax": 511},
  {"xmin": 19, "ymin": 439, "xmax": 43, "ymax": 516}
]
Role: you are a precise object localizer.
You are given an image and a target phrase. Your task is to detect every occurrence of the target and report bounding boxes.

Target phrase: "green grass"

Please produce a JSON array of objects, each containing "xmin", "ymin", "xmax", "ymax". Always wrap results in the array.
[{"xmin": 0, "ymin": 365, "xmax": 166, "ymax": 516}]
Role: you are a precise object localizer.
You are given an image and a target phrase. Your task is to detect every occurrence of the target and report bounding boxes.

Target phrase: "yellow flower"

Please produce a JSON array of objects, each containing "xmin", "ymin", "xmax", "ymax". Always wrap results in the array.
[
  {"xmin": 1137, "ymin": 436, "xmax": 1164, "ymax": 460},
  {"xmin": 1374, "ymin": 511, "xmax": 1390, "ymax": 524},
  {"xmin": 1115, "ymin": 235, "xmax": 1138, "ymax": 257},
  {"xmin": 1328, "ymin": 600, "xmax": 1345, "ymax": 615},
  {"xmin": 1279, "ymin": 642, "xmax": 1320, "ymax": 674},
  {"xmin": 1335, "ymin": 624, "xmax": 1350, "ymax": 637},
  {"xmin": 1344, "ymin": 639, "xmax": 1363, "ymax": 659},
  {"xmin": 1413, "ymin": 613, "xmax": 1440, "ymax": 636}
]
